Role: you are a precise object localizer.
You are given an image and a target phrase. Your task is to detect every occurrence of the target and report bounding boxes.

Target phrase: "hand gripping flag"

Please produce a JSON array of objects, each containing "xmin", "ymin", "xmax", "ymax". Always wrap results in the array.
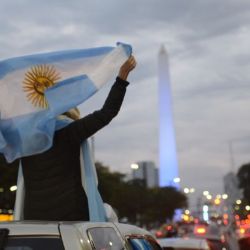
[{"xmin": 0, "ymin": 43, "xmax": 132, "ymax": 162}]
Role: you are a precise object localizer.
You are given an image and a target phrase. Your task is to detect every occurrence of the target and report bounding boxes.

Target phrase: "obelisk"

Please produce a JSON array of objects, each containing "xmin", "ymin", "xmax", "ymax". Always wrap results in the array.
[{"xmin": 158, "ymin": 45, "xmax": 179, "ymax": 188}]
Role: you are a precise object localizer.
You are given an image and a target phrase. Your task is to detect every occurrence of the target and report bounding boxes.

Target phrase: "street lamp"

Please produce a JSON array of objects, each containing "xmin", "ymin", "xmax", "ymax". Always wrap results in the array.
[
  {"xmin": 206, "ymin": 195, "xmax": 212, "ymax": 200},
  {"xmin": 236, "ymin": 199, "xmax": 242, "ymax": 205},
  {"xmin": 131, "ymin": 163, "xmax": 139, "ymax": 170},
  {"xmin": 9, "ymin": 186, "xmax": 17, "ymax": 192},
  {"xmin": 183, "ymin": 187, "xmax": 195, "ymax": 194},
  {"xmin": 222, "ymin": 194, "xmax": 228, "ymax": 200},
  {"xmin": 173, "ymin": 177, "xmax": 180, "ymax": 183},
  {"xmin": 203, "ymin": 191, "xmax": 209, "ymax": 196}
]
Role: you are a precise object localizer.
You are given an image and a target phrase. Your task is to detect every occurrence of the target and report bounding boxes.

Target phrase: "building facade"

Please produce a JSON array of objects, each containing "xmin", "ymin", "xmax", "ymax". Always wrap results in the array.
[{"xmin": 130, "ymin": 161, "xmax": 159, "ymax": 188}]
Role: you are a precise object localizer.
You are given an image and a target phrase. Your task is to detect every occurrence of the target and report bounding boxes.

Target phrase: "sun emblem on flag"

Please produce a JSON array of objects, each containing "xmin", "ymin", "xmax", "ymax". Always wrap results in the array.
[{"xmin": 23, "ymin": 64, "xmax": 61, "ymax": 108}]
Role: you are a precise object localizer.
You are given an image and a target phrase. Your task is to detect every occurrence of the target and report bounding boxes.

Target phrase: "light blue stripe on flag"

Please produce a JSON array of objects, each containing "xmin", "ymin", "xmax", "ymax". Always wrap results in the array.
[
  {"xmin": 0, "ymin": 43, "xmax": 132, "ymax": 79},
  {"xmin": 82, "ymin": 140, "xmax": 107, "ymax": 222},
  {"xmin": 0, "ymin": 47, "xmax": 112, "ymax": 78},
  {"xmin": 0, "ymin": 110, "xmax": 53, "ymax": 161},
  {"xmin": 46, "ymin": 75, "xmax": 97, "ymax": 117}
]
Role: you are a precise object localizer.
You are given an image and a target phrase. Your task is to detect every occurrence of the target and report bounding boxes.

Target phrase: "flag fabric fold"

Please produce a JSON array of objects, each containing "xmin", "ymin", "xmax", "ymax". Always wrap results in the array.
[
  {"xmin": 81, "ymin": 140, "xmax": 107, "ymax": 221},
  {"xmin": 0, "ymin": 43, "xmax": 132, "ymax": 162}
]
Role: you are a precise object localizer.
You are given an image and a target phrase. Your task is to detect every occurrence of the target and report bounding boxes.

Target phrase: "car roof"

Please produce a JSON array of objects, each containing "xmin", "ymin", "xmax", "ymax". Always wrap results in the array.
[
  {"xmin": 0, "ymin": 221, "xmax": 61, "ymax": 235},
  {"xmin": 0, "ymin": 221, "xmax": 118, "ymax": 234},
  {"xmin": 0, "ymin": 220, "xmax": 153, "ymax": 238},
  {"xmin": 158, "ymin": 237, "xmax": 210, "ymax": 249}
]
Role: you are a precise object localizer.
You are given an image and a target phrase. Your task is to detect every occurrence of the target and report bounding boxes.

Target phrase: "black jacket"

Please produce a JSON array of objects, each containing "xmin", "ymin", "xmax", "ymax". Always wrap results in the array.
[{"xmin": 21, "ymin": 77, "xmax": 129, "ymax": 221}]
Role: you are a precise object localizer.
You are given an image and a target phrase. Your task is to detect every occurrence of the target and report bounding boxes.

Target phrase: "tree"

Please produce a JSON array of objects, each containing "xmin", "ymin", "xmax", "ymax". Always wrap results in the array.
[
  {"xmin": 142, "ymin": 187, "xmax": 187, "ymax": 226},
  {"xmin": 95, "ymin": 162, "xmax": 127, "ymax": 217},
  {"xmin": 236, "ymin": 162, "xmax": 250, "ymax": 218},
  {"xmin": 237, "ymin": 163, "xmax": 250, "ymax": 202}
]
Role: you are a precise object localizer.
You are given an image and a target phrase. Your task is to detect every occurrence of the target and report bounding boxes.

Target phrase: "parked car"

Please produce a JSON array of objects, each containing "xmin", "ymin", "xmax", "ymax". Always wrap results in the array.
[
  {"xmin": 158, "ymin": 237, "xmax": 210, "ymax": 250},
  {"xmin": 236, "ymin": 224, "xmax": 250, "ymax": 239},
  {"xmin": 0, "ymin": 220, "xmax": 162, "ymax": 250},
  {"xmin": 236, "ymin": 224, "xmax": 250, "ymax": 250},
  {"xmin": 189, "ymin": 224, "xmax": 232, "ymax": 250},
  {"xmin": 155, "ymin": 223, "xmax": 178, "ymax": 238}
]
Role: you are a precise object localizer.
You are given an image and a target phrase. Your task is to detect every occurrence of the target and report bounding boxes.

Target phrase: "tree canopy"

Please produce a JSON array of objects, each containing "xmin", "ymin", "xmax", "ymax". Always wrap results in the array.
[
  {"xmin": 237, "ymin": 162, "xmax": 250, "ymax": 202},
  {"xmin": 96, "ymin": 162, "xmax": 187, "ymax": 227},
  {"xmin": 236, "ymin": 162, "xmax": 250, "ymax": 218}
]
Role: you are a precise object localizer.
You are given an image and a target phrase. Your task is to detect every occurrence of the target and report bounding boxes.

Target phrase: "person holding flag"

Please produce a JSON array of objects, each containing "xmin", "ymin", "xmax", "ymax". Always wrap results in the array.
[
  {"xmin": 0, "ymin": 43, "xmax": 136, "ymax": 221},
  {"xmin": 21, "ymin": 55, "xmax": 136, "ymax": 221}
]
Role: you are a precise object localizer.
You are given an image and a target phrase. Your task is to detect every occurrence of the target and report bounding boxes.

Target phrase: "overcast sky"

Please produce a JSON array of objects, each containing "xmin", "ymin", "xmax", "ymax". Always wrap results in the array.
[{"xmin": 1, "ymin": 0, "xmax": 250, "ymax": 204}]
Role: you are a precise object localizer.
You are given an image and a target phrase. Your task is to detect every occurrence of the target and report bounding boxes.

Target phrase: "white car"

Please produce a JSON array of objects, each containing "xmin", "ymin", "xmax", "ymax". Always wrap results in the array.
[
  {"xmin": 0, "ymin": 220, "xmax": 162, "ymax": 250},
  {"xmin": 158, "ymin": 237, "xmax": 210, "ymax": 250}
]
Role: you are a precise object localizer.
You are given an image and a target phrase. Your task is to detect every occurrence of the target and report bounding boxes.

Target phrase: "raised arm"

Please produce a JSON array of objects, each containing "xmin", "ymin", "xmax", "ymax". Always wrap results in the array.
[{"xmin": 62, "ymin": 56, "xmax": 136, "ymax": 144}]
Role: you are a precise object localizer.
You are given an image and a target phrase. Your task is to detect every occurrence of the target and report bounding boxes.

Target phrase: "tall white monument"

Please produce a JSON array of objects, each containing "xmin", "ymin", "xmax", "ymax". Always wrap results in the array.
[{"xmin": 158, "ymin": 45, "xmax": 179, "ymax": 188}]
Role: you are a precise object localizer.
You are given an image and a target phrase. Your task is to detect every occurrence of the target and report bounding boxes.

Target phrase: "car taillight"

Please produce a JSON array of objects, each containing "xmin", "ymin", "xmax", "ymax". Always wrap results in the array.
[
  {"xmin": 165, "ymin": 225, "xmax": 172, "ymax": 231},
  {"xmin": 194, "ymin": 226, "xmax": 207, "ymax": 235},
  {"xmin": 155, "ymin": 231, "xmax": 163, "ymax": 238},
  {"xmin": 221, "ymin": 234, "xmax": 226, "ymax": 243}
]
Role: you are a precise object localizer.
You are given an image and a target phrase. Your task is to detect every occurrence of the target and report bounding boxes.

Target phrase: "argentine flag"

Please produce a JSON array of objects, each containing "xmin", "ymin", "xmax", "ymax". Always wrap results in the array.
[{"xmin": 0, "ymin": 43, "xmax": 132, "ymax": 162}]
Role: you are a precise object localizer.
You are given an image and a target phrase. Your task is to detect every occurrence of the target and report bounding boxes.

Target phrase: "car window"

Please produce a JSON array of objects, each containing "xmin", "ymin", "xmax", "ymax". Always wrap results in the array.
[
  {"xmin": 128, "ymin": 238, "xmax": 154, "ymax": 250},
  {"xmin": 128, "ymin": 237, "xmax": 162, "ymax": 250},
  {"xmin": 87, "ymin": 227, "xmax": 124, "ymax": 250},
  {"xmin": 3, "ymin": 236, "xmax": 65, "ymax": 250},
  {"xmin": 145, "ymin": 236, "xmax": 162, "ymax": 250},
  {"xmin": 127, "ymin": 236, "xmax": 162, "ymax": 250}
]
